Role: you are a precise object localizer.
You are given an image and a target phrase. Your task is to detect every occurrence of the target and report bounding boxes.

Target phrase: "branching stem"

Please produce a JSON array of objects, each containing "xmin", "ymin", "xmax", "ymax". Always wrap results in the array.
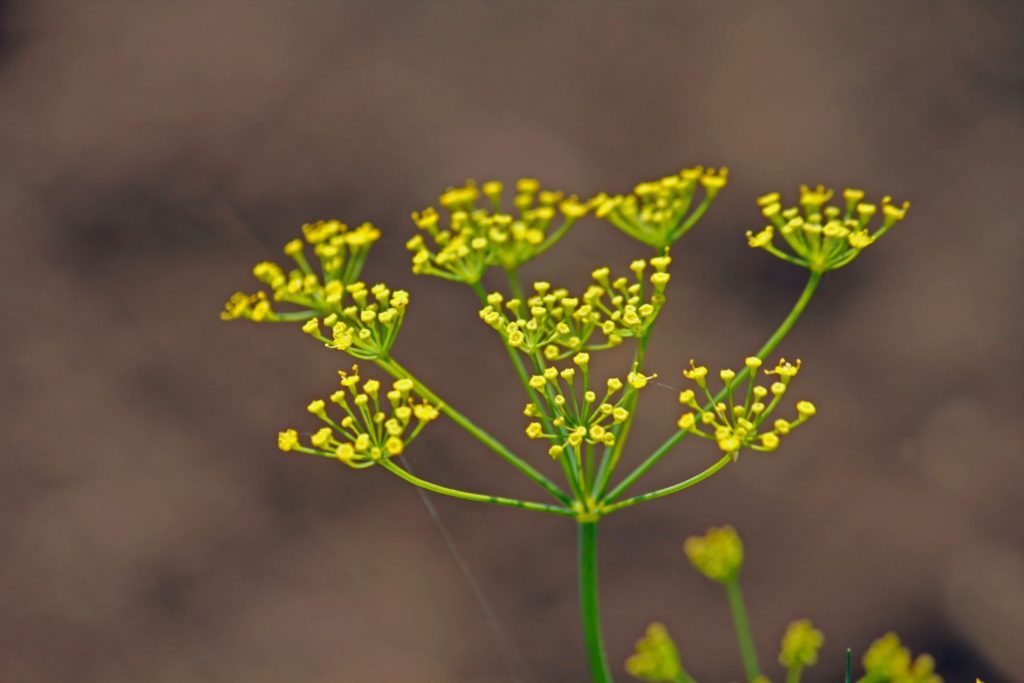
[
  {"xmin": 375, "ymin": 356, "xmax": 571, "ymax": 505},
  {"xmin": 603, "ymin": 270, "xmax": 822, "ymax": 504},
  {"xmin": 378, "ymin": 457, "xmax": 574, "ymax": 516}
]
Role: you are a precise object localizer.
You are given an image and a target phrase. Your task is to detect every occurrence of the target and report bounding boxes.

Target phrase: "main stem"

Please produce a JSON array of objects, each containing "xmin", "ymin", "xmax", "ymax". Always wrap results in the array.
[
  {"xmin": 725, "ymin": 580, "xmax": 761, "ymax": 682},
  {"xmin": 578, "ymin": 521, "xmax": 614, "ymax": 683}
]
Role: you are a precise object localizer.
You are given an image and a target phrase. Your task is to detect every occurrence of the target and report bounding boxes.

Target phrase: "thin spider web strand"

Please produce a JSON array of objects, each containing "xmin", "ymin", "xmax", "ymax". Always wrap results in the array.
[{"xmin": 405, "ymin": 455, "xmax": 531, "ymax": 683}]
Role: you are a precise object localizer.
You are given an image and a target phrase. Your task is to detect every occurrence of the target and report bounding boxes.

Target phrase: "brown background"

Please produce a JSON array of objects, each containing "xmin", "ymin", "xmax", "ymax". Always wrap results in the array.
[{"xmin": 2, "ymin": 1, "xmax": 1022, "ymax": 681}]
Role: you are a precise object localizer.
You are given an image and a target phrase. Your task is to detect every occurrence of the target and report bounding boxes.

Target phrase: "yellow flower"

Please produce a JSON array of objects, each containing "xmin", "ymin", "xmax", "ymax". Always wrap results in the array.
[
  {"xmin": 677, "ymin": 357, "xmax": 816, "ymax": 458},
  {"xmin": 595, "ymin": 166, "xmax": 728, "ymax": 248},
  {"xmin": 478, "ymin": 255, "xmax": 672, "ymax": 360},
  {"xmin": 521, "ymin": 360, "xmax": 644, "ymax": 454},
  {"xmin": 281, "ymin": 366, "xmax": 440, "ymax": 469},
  {"xmin": 299, "ymin": 282, "xmax": 411, "ymax": 360},
  {"xmin": 407, "ymin": 178, "xmax": 595, "ymax": 283},
  {"xmin": 625, "ymin": 623, "xmax": 684, "ymax": 682},
  {"xmin": 277, "ymin": 429, "xmax": 299, "ymax": 452},
  {"xmin": 684, "ymin": 525, "xmax": 744, "ymax": 583},
  {"xmin": 747, "ymin": 184, "xmax": 909, "ymax": 272},
  {"xmin": 779, "ymin": 619, "xmax": 824, "ymax": 669},
  {"xmin": 221, "ymin": 220, "xmax": 383, "ymax": 323},
  {"xmin": 862, "ymin": 633, "xmax": 942, "ymax": 683}
]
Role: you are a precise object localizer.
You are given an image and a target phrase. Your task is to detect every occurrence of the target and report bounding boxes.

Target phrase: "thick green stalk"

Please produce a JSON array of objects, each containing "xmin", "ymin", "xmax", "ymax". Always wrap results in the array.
[
  {"xmin": 378, "ymin": 458, "xmax": 573, "ymax": 516},
  {"xmin": 578, "ymin": 522, "xmax": 614, "ymax": 683},
  {"xmin": 376, "ymin": 356, "xmax": 571, "ymax": 505},
  {"xmin": 785, "ymin": 664, "xmax": 803, "ymax": 683},
  {"xmin": 603, "ymin": 270, "xmax": 822, "ymax": 504},
  {"xmin": 725, "ymin": 580, "xmax": 761, "ymax": 682}
]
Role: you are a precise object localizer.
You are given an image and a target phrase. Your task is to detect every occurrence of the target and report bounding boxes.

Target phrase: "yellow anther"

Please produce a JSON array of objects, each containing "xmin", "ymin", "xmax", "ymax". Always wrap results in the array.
[
  {"xmin": 278, "ymin": 429, "xmax": 298, "ymax": 452},
  {"xmin": 683, "ymin": 361, "xmax": 708, "ymax": 387},
  {"xmin": 796, "ymin": 400, "xmax": 816, "ymax": 417}
]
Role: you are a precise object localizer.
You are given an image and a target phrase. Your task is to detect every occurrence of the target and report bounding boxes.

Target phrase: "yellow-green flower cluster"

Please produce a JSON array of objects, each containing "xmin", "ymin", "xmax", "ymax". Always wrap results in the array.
[
  {"xmin": 277, "ymin": 366, "xmax": 440, "ymax": 468},
  {"xmin": 221, "ymin": 220, "xmax": 382, "ymax": 322},
  {"xmin": 625, "ymin": 623, "xmax": 683, "ymax": 683},
  {"xmin": 677, "ymin": 357, "xmax": 816, "ymax": 458},
  {"xmin": 861, "ymin": 633, "xmax": 941, "ymax": 683},
  {"xmin": 478, "ymin": 255, "xmax": 672, "ymax": 360},
  {"xmin": 299, "ymin": 283, "xmax": 410, "ymax": 360},
  {"xmin": 595, "ymin": 166, "xmax": 728, "ymax": 248},
  {"xmin": 522, "ymin": 353, "xmax": 652, "ymax": 458},
  {"xmin": 684, "ymin": 525, "xmax": 744, "ymax": 584},
  {"xmin": 406, "ymin": 178, "xmax": 591, "ymax": 283},
  {"xmin": 779, "ymin": 619, "xmax": 825, "ymax": 669},
  {"xmin": 746, "ymin": 185, "xmax": 909, "ymax": 272}
]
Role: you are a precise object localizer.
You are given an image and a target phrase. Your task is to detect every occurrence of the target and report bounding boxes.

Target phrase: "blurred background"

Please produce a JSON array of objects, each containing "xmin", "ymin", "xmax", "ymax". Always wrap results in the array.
[{"xmin": 2, "ymin": 1, "xmax": 1022, "ymax": 681}]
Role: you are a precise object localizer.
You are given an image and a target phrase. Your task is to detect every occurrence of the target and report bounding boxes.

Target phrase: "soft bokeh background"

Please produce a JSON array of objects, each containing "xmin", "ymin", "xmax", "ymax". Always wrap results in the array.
[{"xmin": 2, "ymin": 1, "xmax": 1022, "ymax": 681}]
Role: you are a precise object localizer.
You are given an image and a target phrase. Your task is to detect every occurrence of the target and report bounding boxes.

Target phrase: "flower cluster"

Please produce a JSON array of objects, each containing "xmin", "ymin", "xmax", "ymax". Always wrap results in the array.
[
  {"xmin": 478, "ymin": 255, "xmax": 672, "ymax": 360},
  {"xmin": 677, "ymin": 357, "xmax": 816, "ymax": 458},
  {"xmin": 861, "ymin": 633, "xmax": 941, "ymax": 683},
  {"xmin": 684, "ymin": 525, "xmax": 744, "ymax": 584},
  {"xmin": 406, "ymin": 178, "xmax": 591, "ymax": 283},
  {"xmin": 277, "ymin": 366, "xmax": 439, "ymax": 468},
  {"xmin": 746, "ymin": 185, "xmax": 909, "ymax": 272},
  {"xmin": 299, "ymin": 283, "xmax": 410, "ymax": 360},
  {"xmin": 221, "ymin": 220, "xmax": 382, "ymax": 322},
  {"xmin": 625, "ymin": 623, "xmax": 684, "ymax": 683},
  {"xmin": 779, "ymin": 619, "xmax": 825, "ymax": 670},
  {"xmin": 522, "ymin": 353, "xmax": 652, "ymax": 458},
  {"xmin": 595, "ymin": 166, "xmax": 728, "ymax": 248}
]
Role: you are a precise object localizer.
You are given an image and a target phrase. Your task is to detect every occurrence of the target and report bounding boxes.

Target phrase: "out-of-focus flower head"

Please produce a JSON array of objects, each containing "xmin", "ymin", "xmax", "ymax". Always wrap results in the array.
[
  {"xmin": 684, "ymin": 525, "xmax": 744, "ymax": 584},
  {"xmin": 407, "ymin": 178, "xmax": 593, "ymax": 284},
  {"xmin": 625, "ymin": 623, "xmax": 684, "ymax": 683},
  {"xmin": 860, "ymin": 633, "xmax": 942, "ymax": 683},
  {"xmin": 595, "ymin": 166, "xmax": 728, "ymax": 248},
  {"xmin": 779, "ymin": 619, "xmax": 825, "ymax": 670},
  {"xmin": 221, "ymin": 220, "xmax": 383, "ymax": 323}
]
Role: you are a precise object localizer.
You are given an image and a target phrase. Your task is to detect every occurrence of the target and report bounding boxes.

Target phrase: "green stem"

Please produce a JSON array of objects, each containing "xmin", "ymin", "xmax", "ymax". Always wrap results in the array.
[
  {"xmin": 785, "ymin": 664, "xmax": 803, "ymax": 683},
  {"xmin": 503, "ymin": 269, "xmax": 588, "ymax": 502},
  {"xmin": 378, "ymin": 457, "xmax": 573, "ymax": 517},
  {"xmin": 591, "ymin": 334, "xmax": 648, "ymax": 498},
  {"xmin": 578, "ymin": 522, "xmax": 614, "ymax": 683},
  {"xmin": 600, "ymin": 454, "xmax": 731, "ymax": 514},
  {"xmin": 376, "ymin": 356, "xmax": 571, "ymax": 506},
  {"xmin": 505, "ymin": 267, "xmax": 526, "ymax": 300},
  {"xmin": 725, "ymin": 579, "xmax": 761, "ymax": 682},
  {"xmin": 603, "ymin": 270, "xmax": 822, "ymax": 503},
  {"xmin": 471, "ymin": 279, "xmax": 540, "ymax": 408},
  {"xmin": 676, "ymin": 668, "xmax": 699, "ymax": 683}
]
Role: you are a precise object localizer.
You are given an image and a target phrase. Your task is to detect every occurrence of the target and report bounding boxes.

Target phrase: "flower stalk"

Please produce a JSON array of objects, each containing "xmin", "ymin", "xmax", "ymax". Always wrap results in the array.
[{"xmin": 579, "ymin": 521, "xmax": 614, "ymax": 683}]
